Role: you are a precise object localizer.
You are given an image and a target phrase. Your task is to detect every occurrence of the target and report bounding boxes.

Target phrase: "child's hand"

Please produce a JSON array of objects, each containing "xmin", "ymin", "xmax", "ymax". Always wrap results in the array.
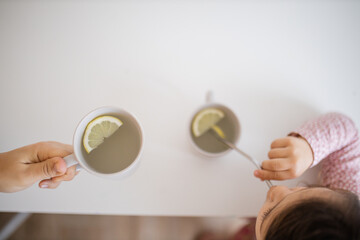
[
  {"xmin": 254, "ymin": 136, "xmax": 314, "ymax": 181},
  {"xmin": 0, "ymin": 142, "xmax": 77, "ymax": 193}
]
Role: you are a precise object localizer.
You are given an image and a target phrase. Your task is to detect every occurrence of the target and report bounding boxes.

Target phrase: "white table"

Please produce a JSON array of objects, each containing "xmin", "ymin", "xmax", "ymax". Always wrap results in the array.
[{"xmin": 0, "ymin": 0, "xmax": 359, "ymax": 217}]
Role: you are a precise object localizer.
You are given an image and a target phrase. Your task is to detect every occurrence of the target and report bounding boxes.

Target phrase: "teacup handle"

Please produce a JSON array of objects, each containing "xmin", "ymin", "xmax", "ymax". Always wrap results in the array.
[
  {"xmin": 64, "ymin": 154, "xmax": 82, "ymax": 171},
  {"xmin": 206, "ymin": 91, "xmax": 214, "ymax": 103}
]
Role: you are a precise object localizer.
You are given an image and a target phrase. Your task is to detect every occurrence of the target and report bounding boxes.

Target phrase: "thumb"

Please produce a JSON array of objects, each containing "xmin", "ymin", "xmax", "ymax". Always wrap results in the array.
[
  {"xmin": 29, "ymin": 157, "xmax": 67, "ymax": 181},
  {"xmin": 254, "ymin": 169, "xmax": 290, "ymax": 181}
]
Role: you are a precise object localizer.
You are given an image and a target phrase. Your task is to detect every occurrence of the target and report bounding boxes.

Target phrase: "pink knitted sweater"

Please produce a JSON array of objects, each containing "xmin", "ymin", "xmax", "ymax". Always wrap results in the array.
[{"xmin": 293, "ymin": 113, "xmax": 360, "ymax": 196}]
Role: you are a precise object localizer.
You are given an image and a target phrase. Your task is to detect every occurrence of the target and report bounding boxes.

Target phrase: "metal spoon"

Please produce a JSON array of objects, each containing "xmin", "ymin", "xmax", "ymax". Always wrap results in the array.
[{"xmin": 210, "ymin": 128, "xmax": 273, "ymax": 189}]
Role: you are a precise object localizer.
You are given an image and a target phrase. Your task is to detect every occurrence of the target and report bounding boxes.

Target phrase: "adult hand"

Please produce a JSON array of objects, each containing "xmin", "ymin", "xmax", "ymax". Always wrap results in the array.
[
  {"xmin": 254, "ymin": 136, "xmax": 314, "ymax": 181},
  {"xmin": 0, "ymin": 141, "xmax": 77, "ymax": 193}
]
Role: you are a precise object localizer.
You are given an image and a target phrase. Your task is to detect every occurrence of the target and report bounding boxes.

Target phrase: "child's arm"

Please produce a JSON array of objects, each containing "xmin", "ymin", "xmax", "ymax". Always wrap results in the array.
[
  {"xmin": 293, "ymin": 112, "xmax": 360, "ymax": 195},
  {"xmin": 255, "ymin": 113, "xmax": 360, "ymax": 195}
]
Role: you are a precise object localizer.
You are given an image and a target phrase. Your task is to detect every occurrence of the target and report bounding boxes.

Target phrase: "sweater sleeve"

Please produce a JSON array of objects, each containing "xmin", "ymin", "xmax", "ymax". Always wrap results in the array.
[{"xmin": 291, "ymin": 113, "xmax": 360, "ymax": 196}]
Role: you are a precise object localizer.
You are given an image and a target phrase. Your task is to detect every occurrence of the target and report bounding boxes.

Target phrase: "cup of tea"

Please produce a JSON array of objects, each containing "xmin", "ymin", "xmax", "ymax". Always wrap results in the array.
[
  {"xmin": 189, "ymin": 92, "xmax": 241, "ymax": 157},
  {"xmin": 64, "ymin": 106, "xmax": 144, "ymax": 180}
]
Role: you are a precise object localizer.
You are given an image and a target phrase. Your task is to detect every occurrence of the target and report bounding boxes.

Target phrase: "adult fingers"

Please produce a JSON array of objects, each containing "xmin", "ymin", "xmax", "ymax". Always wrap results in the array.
[
  {"xmin": 261, "ymin": 158, "xmax": 293, "ymax": 171},
  {"xmin": 254, "ymin": 169, "xmax": 296, "ymax": 181},
  {"xmin": 34, "ymin": 142, "xmax": 73, "ymax": 163},
  {"xmin": 27, "ymin": 157, "xmax": 67, "ymax": 182},
  {"xmin": 46, "ymin": 141, "xmax": 73, "ymax": 153},
  {"xmin": 39, "ymin": 179, "xmax": 62, "ymax": 189},
  {"xmin": 51, "ymin": 165, "xmax": 77, "ymax": 182},
  {"xmin": 38, "ymin": 166, "xmax": 78, "ymax": 189}
]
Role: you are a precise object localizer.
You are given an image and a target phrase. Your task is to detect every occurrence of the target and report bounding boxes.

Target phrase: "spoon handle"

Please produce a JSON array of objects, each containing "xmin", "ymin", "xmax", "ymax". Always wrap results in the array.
[{"xmin": 211, "ymin": 131, "xmax": 273, "ymax": 189}]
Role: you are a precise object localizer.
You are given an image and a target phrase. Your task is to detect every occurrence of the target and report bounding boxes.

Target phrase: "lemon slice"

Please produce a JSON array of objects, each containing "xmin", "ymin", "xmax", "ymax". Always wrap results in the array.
[
  {"xmin": 83, "ymin": 116, "xmax": 123, "ymax": 153},
  {"xmin": 210, "ymin": 125, "xmax": 226, "ymax": 139},
  {"xmin": 192, "ymin": 108, "xmax": 225, "ymax": 137}
]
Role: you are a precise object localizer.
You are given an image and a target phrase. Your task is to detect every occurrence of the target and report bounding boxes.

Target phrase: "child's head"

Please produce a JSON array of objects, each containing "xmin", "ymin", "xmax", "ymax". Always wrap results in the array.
[{"xmin": 255, "ymin": 185, "xmax": 360, "ymax": 240}]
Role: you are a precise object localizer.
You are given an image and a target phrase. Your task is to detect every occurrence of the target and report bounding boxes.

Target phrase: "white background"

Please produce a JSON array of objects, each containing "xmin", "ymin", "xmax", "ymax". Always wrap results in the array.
[{"xmin": 0, "ymin": 0, "xmax": 359, "ymax": 217}]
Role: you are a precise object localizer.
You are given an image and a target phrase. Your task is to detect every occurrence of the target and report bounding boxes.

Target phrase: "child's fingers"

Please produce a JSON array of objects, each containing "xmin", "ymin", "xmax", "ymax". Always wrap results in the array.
[
  {"xmin": 254, "ymin": 169, "xmax": 293, "ymax": 181},
  {"xmin": 271, "ymin": 138, "xmax": 291, "ymax": 148},
  {"xmin": 261, "ymin": 158, "xmax": 292, "ymax": 171},
  {"xmin": 268, "ymin": 148, "xmax": 289, "ymax": 159}
]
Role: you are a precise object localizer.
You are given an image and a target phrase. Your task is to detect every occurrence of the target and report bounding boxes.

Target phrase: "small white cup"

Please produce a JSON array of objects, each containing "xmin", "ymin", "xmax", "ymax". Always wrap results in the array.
[
  {"xmin": 189, "ymin": 92, "xmax": 241, "ymax": 158},
  {"xmin": 64, "ymin": 106, "xmax": 144, "ymax": 180}
]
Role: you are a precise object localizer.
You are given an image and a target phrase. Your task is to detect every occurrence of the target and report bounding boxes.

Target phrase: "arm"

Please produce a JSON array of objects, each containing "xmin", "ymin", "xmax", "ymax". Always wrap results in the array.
[
  {"xmin": 293, "ymin": 113, "xmax": 360, "ymax": 195},
  {"xmin": 255, "ymin": 113, "xmax": 360, "ymax": 195},
  {"xmin": 0, "ymin": 141, "xmax": 77, "ymax": 193}
]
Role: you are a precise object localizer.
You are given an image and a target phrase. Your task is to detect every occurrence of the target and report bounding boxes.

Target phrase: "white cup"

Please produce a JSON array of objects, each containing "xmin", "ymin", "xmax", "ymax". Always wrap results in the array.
[
  {"xmin": 189, "ymin": 92, "xmax": 241, "ymax": 157},
  {"xmin": 64, "ymin": 106, "xmax": 144, "ymax": 180}
]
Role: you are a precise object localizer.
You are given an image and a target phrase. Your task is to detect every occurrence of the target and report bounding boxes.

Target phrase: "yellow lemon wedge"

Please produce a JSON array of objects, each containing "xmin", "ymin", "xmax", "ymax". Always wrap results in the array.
[
  {"xmin": 192, "ymin": 108, "xmax": 225, "ymax": 137},
  {"xmin": 210, "ymin": 125, "xmax": 226, "ymax": 139},
  {"xmin": 83, "ymin": 116, "xmax": 123, "ymax": 153}
]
